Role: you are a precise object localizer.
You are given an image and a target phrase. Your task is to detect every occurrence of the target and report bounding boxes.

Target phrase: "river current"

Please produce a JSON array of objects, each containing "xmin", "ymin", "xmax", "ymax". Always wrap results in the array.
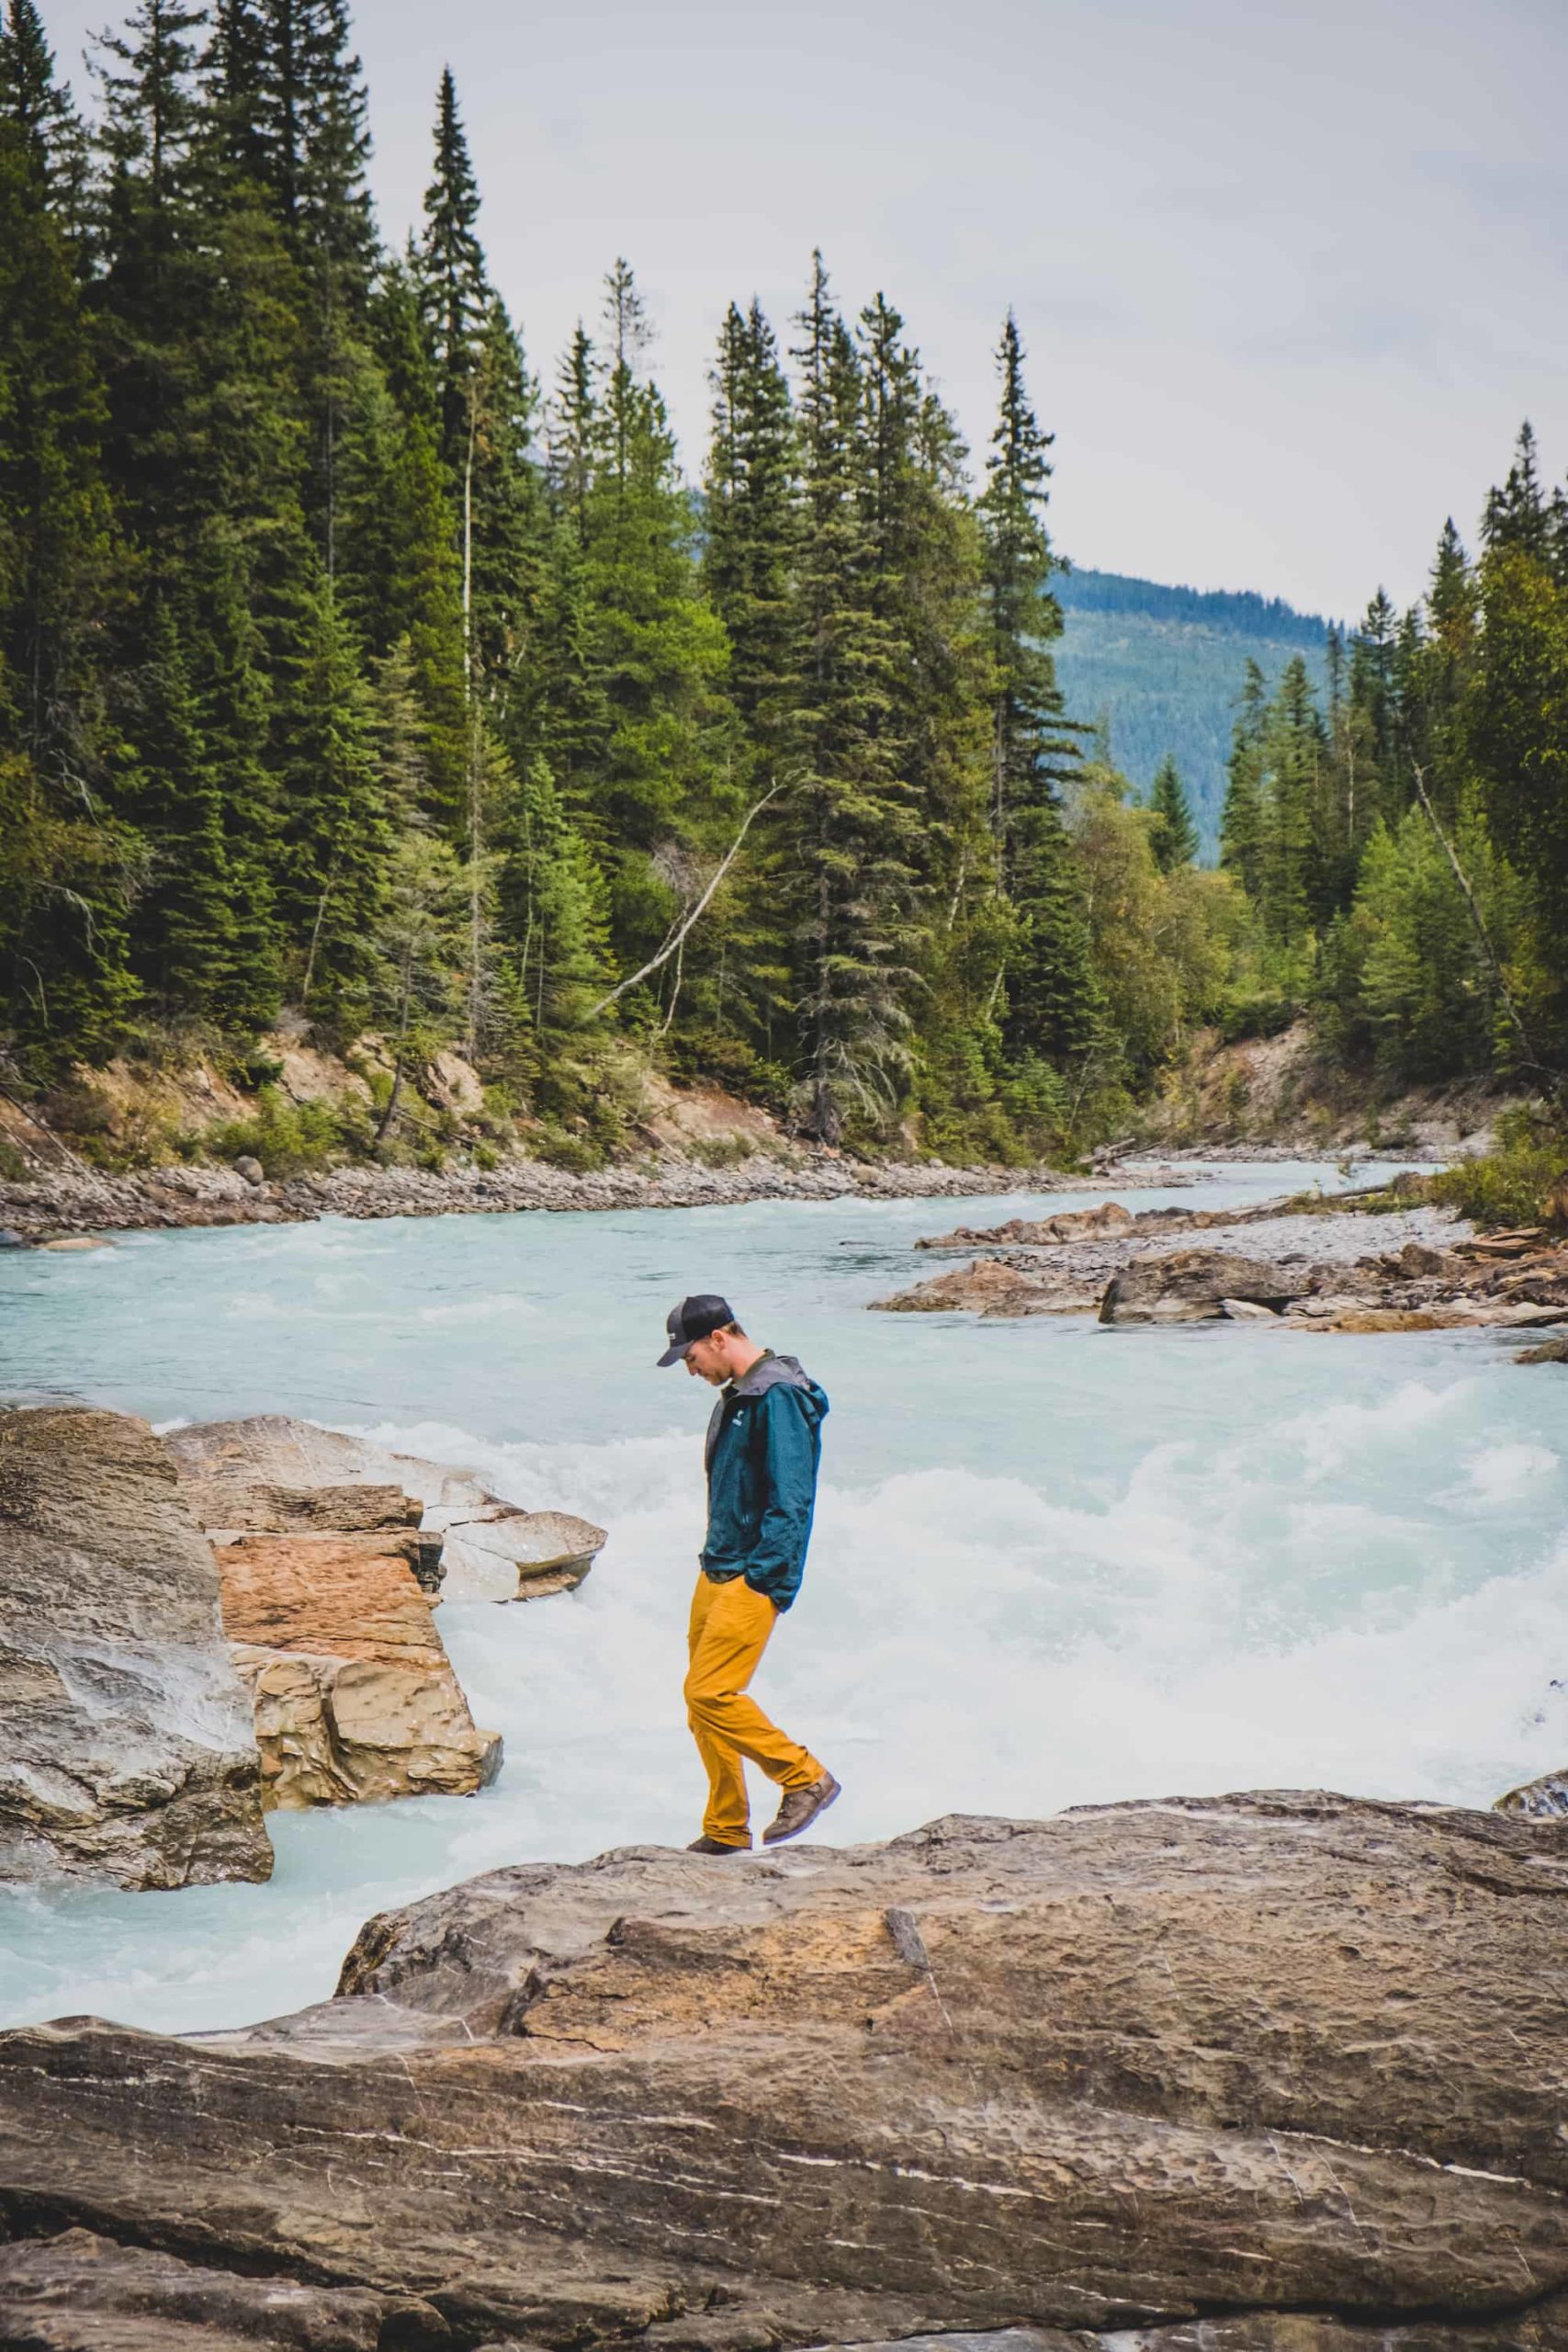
[{"xmin": 2, "ymin": 1160, "xmax": 1564, "ymax": 2034}]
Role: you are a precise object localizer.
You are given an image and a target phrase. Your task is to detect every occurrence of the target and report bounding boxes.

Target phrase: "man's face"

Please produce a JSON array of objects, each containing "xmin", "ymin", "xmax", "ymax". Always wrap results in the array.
[{"xmin": 683, "ymin": 1331, "xmax": 730, "ymax": 1385}]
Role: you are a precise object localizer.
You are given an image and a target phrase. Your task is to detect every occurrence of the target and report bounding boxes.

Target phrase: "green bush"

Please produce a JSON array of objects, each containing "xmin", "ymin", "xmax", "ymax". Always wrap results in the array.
[
  {"xmin": 1429, "ymin": 1106, "xmax": 1568, "ymax": 1231},
  {"xmin": 0, "ymin": 1136, "xmax": 29, "ymax": 1183},
  {"xmin": 199, "ymin": 1086, "xmax": 367, "ymax": 1181}
]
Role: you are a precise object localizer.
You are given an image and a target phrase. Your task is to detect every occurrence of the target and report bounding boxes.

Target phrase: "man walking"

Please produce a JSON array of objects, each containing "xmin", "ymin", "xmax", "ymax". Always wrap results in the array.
[{"xmin": 659, "ymin": 1295, "xmax": 840, "ymax": 1854}]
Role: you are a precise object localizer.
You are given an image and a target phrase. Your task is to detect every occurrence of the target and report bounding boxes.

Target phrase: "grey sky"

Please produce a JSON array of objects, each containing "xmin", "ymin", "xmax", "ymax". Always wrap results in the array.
[{"xmin": 44, "ymin": 0, "xmax": 1568, "ymax": 616}]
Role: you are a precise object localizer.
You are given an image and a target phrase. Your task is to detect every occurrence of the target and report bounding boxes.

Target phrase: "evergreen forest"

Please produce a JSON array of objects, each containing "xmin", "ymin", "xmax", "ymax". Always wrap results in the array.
[{"xmin": 5, "ymin": 0, "xmax": 1568, "ymax": 1173}]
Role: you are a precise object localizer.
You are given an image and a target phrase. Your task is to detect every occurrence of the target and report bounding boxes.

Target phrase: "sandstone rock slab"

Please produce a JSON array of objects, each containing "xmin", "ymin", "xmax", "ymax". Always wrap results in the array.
[
  {"xmin": 0, "ymin": 1407, "xmax": 271, "ymax": 1889},
  {"xmin": 6, "ymin": 1796, "xmax": 1568, "ymax": 2348},
  {"xmin": 217, "ymin": 1532, "xmax": 501, "ymax": 1808}
]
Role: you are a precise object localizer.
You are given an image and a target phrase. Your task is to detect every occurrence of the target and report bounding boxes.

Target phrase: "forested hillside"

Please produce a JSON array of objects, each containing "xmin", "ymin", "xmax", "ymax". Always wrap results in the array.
[
  {"xmin": 1054, "ymin": 569, "xmax": 1331, "ymax": 856},
  {"xmin": 3, "ymin": 0, "xmax": 1567, "ymax": 1176}
]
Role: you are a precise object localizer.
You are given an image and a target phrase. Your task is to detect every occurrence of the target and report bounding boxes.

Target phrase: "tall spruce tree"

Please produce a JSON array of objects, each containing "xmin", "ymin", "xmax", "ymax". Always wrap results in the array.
[
  {"xmin": 976, "ymin": 310, "xmax": 1096, "ymax": 1065},
  {"xmin": 1148, "ymin": 754, "xmax": 1199, "ymax": 870},
  {"xmin": 786, "ymin": 252, "xmax": 921, "ymax": 1140},
  {"xmin": 0, "ymin": 54, "xmax": 137, "ymax": 1067}
]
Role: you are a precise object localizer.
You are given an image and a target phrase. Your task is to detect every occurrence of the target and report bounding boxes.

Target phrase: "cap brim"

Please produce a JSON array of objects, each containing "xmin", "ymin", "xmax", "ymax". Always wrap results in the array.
[{"xmin": 656, "ymin": 1342, "xmax": 690, "ymax": 1367}]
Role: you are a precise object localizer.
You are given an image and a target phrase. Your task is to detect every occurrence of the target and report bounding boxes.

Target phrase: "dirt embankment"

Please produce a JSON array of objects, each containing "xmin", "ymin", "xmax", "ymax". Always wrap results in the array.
[
  {"xmin": 1134, "ymin": 1019, "xmax": 1526, "ymax": 1159},
  {"xmin": 0, "ymin": 1027, "xmax": 1184, "ymax": 1243}
]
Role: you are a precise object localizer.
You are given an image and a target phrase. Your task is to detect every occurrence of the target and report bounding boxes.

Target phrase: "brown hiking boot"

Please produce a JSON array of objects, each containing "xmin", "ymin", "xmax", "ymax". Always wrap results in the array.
[
  {"xmin": 687, "ymin": 1836, "xmax": 749, "ymax": 1855},
  {"xmin": 761, "ymin": 1772, "xmax": 841, "ymax": 1847}
]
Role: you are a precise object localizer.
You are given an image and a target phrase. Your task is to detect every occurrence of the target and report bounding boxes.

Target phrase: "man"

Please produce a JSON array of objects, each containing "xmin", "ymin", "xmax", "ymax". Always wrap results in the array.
[{"xmin": 659, "ymin": 1294, "xmax": 840, "ymax": 1854}]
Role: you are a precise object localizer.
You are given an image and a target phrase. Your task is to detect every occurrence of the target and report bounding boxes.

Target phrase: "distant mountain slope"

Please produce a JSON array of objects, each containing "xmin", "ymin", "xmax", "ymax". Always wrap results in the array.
[{"xmin": 1052, "ymin": 567, "xmax": 1334, "ymax": 857}]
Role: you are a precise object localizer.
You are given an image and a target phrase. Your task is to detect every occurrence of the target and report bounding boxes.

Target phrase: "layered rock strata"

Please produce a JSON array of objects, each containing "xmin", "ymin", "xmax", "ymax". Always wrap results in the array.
[
  {"xmin": 0, "ymin": 1406, "xmax": 271, "ymax": 1888},
  {"xmin": 216, "ymin": 1527, "xmax": 501, "ymax": 1808},
  {"xmin": 4, "ymin": 1796, "xmax": 1568, "ymax": 2348},
  {"xmin": 160, "ymin": 1423, "xmax": 508, "ymax": 1808},
  {"xmin": 165, "ymin": 1416, "xmax": 605, "ymax": 1603}
]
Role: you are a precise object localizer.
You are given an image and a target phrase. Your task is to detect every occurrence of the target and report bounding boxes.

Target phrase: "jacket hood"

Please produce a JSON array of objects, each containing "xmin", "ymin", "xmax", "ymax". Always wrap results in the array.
[
  {"xmin": 731, "ymin": 1351, "xmax": 819, "ymax": 1402},
  {"xmin": 705, "ymin": 1351, "xmax": 829, "ymax": 1472}
]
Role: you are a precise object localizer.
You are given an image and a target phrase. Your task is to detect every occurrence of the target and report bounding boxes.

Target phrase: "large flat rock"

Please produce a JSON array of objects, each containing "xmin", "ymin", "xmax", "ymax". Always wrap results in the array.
[
  {"xmin": 4, "ymin": 1795, "xmax": 1568, "ymax": 2347},
  {"xmin": 0, "ymin": 1407, "xmax": 272, "ymax": 1889}
]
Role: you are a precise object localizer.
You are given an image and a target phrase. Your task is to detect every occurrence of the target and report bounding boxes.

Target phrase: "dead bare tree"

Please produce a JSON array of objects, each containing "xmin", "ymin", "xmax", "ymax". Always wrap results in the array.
[{"xmin": 581, "ymin": 771, "xmax": 798, "ymax": 1025}]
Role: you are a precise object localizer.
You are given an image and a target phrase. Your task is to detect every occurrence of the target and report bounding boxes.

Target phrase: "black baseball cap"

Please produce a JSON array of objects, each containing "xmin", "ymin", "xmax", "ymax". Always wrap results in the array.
[{"xmin": 658, "ymin": 1294, "xmax": 735, "ymax": 1366}]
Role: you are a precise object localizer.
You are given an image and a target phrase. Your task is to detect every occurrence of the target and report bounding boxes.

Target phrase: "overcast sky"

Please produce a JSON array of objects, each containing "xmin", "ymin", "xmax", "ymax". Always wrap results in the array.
[{"xmin": 42, "ymin": 0, "xmax": 1568, "ymax": 617}]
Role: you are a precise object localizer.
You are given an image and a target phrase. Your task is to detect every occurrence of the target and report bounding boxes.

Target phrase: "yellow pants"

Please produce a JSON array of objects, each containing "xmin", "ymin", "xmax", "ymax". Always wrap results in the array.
[{"xmin": 685, "ymin": 1572, "xmax": 823, "ymax": 1849}]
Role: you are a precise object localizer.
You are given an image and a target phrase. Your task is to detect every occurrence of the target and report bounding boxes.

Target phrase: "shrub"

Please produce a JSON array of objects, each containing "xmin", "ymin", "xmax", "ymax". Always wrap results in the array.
[
  {"xmin": 1429, "ymin": 1105, "xmax": 1568, "ymax": 1231},
  {"xmin": 199, "ymin": 1087, "xmax": 366, "ymax": 1181}
]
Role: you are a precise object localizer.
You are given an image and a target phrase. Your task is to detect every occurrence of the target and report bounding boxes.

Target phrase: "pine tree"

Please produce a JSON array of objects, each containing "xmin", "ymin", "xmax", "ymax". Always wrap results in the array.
[
  {"xmin": 0, "ymin": 0, "xmax": 86, "ymax": 222},
  {"xmin": 0, "ymin": 64, "xmax": 138, "ymax": 1067},
  {"xmin": 703, "ymin": 298, "xmax": 798, "ymax": 758},
  {"xmin": 123, "ymin": 594, "xmax": 264, "ymax": 1016},
  {"xmin": 1148, "ymin": 754, "xmax": 1199, "ymax": 870},
  {"xmin": 418, "ymin": 66, "xmax": 488, "ymax": 478},
  {"xmin": 273, "ymin": 572, "xmax": 387, "ymax": 1027},
  {"xmin": 976, "ymin": 310, "xmax": 1096, "ymax": 1066},
  {"xmin": 1483, "ymin": 422, "xmax": 1554, "ymax": 566},
  {"xmin": 565, "ymin": 260, "xmax": 734, "ymax": 994},
  {"xmin": 500, "ymin": 755, "xmax": 610, "ymax": 1041},
  {"xmin": 1220, "ymin": 659, "xmax": 1269, "ymax": 900},
  {"xmin": 786, "ymin": 252, "xmax": 922, "ymax": 1141}
]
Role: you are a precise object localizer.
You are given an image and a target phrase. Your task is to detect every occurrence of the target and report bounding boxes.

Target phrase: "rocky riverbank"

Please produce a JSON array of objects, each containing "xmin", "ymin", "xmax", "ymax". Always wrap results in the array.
[
  {"xmin": 875, "ymin": 1191, "xmax": 1568, "ymax": 1339},
  {"xmin": 0, "ymin": 1146, "xmax": 1197, "ymax": 1245},
  {"xmin": 5, "ymin": 1794, "xmax": 1568, "ymax": 2349}
]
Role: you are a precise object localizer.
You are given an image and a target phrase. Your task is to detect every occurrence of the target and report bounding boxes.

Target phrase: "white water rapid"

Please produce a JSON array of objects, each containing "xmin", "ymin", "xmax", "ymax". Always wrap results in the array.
[{"xmin": 2, "ymin": 1160, "xmax": 1564, "ymax": 2034}]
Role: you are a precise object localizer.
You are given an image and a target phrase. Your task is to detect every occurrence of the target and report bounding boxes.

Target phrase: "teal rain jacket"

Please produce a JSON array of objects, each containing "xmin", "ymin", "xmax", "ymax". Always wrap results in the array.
[{"xmin": 700, "ymin": 1351, "xmax": 829, "ymax": 1611}]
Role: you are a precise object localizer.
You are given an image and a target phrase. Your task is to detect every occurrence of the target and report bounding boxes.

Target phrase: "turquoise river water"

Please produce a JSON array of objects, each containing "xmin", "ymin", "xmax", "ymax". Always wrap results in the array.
[{"xmin": 2, "ymin": 1160, "xmax": 1564, "ymax": 2035}]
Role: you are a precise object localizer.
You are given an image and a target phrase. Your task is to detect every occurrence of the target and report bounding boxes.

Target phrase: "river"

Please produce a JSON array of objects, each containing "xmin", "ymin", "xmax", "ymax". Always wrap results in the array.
[{"xmin": 2, "ymin": 1159, "xmax": 1564, "ymax": 2036}]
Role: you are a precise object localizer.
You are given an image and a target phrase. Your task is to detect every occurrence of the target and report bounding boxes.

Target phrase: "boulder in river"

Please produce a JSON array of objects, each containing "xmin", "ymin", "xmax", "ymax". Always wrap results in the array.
[
  {"xmin": 1100, "ymin": 1248, "xmax": 1314, "ymax": 1323},
  {"xmin": 872, "ymin": 1255, "xmax": 1101, "ymax": 1317},
  {"xmin": 0, "ymin": 1406, "xmax": 271, "ymax": 1889},
  {"xmin": 165, "ymin": 1415, "xmax": 606, "ymax": 1602},
  {"xmin": 915, "ymin": 1199, "xmax": 1136, "ymax": 1251},
  {"xmin": 4, "ymin": 1794, "xmax": 1568, "ymax": 2347}
]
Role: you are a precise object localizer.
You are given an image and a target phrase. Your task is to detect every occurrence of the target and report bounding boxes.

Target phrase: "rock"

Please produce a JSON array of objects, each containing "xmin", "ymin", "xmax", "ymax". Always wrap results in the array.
[
  {"xmin": 1099, "ymin": 1249, "xmax": 1313, "ymax": 1323},
  {"xmin": 1218, "ymin": 1295, "xmax": 1279, "ymax": 1320},
  {"xmin": 1517, "ymin": 1335, "xmax": 1568, "ymax": 1365},
  {"xmin": 1291, "ymin": 1302, "xmax": 1566, "ymax": 1336},
  {"xmin": 871, "ymin": 1256, "xmax": 1100, "ymax": 1318},
  {"xmin": 0, "ymin": 1407, "xmax": 271, "ymax": 1889},
  {"xmin": 178, "ymin": 1476, "xmax": 421, "ymax": 1539},
  {"xmin": 6, "ymin": 1797, "xmax": 1568, "ymax": 2348},
  {"xmin": 38, "ymin": 1233, "xmax": 107, "ymax": 1251},
  {"xmin": 216, "ymin": 1532, "xmax": 501, "ymax": 1808},
  {"xmin": 1396, "ymin": 1238, "xmax": 1452, "ymax": 1277},
  {"xmin": 0, "ymin": 2227, "xmax": 392, "ymax": 2350},
  {"xmin": 1495, "ymin": 1769, "xmax": 1568, "ymax": 1819},
  {"xmin": 0, "ymin": 1227, "xmax": 25, "ymax": 1248},
  {"xmin": 916, "ymin": 1201, "xmax": 1135, "ymax": 1252},
  {"xmin": 164, "ymin": 1416, "xmax": 605, "ymax": 1604},
  {"xmin": 232, "ymin": 1153, "xmax": 266, "ymax": 1186}
]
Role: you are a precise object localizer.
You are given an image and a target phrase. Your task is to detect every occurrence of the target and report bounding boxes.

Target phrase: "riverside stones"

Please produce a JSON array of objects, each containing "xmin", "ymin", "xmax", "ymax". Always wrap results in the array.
[
  {"xmin": 5, "ymin": 1795, "xmax": 1568, "ymax": 2348},
  {"xmin": 0, "ymin": 1406, "xmax": 271, "ymax": 1889}
]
